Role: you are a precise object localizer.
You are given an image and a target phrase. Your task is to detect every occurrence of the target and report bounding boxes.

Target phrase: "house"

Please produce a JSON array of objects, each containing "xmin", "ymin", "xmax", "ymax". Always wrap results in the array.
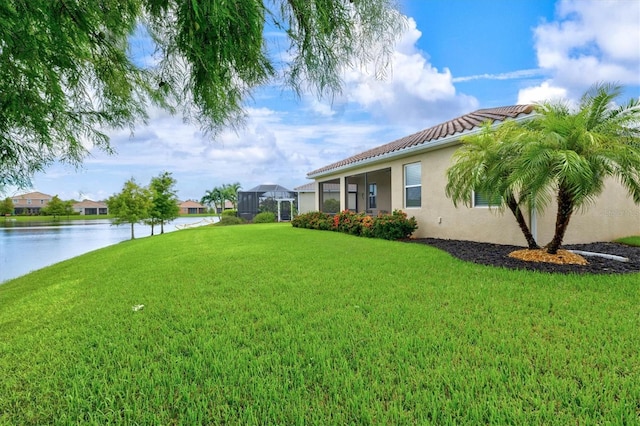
[
  {"xmin": 306, "ymin": 105, "xmax": 640, "ymax": 246},
  {"xmin": 73, "ymin": 199, "xmax": 109, "ymax": 215},
  {"xmin": 179, "ymin": 200, "xmax": 207, "ymax": 215},
  {"xmin": 11, "ymin": 192, "xmax": 53, "ymax": 215}
]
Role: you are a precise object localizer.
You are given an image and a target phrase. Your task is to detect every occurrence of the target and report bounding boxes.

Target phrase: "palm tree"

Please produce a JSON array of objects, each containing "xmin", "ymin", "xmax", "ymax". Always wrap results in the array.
[
  {"xmin": 222, "ymin": 182, "xmax": 242, "ymax": 210},
  {"xmin": 514, "ymin": 83, "xmax": 640, "ymax": 254},
  {"xmin": 446, "ymin": 121, "xmax": 540, "ymax": 249},
  {"xmin": 201, "ymin": 187, "xmax": 225, "ymax": 217}
]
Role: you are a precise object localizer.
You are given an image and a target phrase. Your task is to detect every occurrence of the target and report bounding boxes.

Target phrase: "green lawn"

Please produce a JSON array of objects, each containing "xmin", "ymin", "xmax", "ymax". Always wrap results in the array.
[
  {"xmin": 616, "ymin": 235, "xmax": 640, "ymax": 247},
  {"xmin": 1, "ymin": 224, "xmax": 638, "ymax": 424}
]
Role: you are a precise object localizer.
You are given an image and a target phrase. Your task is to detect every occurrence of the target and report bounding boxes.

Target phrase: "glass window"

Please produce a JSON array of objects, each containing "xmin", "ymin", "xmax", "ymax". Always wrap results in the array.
[
  {"xmin": 368, "ymin": 183, "xmax": 377, "ymax": 209},
  {"xmin": 473, "ymin": 191, "xmax": 502, "ymax": 207},
  {"xmin": 404, "ymin": 163, "xmax": 421, "ymax": 208}
]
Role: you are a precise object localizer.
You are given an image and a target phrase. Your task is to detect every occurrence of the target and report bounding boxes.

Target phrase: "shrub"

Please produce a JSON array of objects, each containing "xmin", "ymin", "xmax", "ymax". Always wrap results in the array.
[
  {"xmin": 216, "ymin": 216, "xmax": 246, "ymax": 226},
  {"xmin": 253, "ymin": 212, "xmax": 276, "ymax": 223},
  {"xmin": 222, "ymin": 209, "xmax": 237, "ymax": 217},
  {"xmin": 291, "ymin": 211, "xmax": 333, "ymax": 230},
  {"xmin": 333, "ymin": 210, "xmax": 367, "ymax": 236},
  {"xmin": 369, "ymin": 210, "xmax": 418, "ymax": 240},
  {"xmin": 292, "ymin": 209, "xmax": 418, "ymax": 240}
]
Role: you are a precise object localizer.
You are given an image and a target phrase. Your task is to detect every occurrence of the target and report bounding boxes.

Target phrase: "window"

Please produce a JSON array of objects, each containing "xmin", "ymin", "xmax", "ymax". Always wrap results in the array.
[
  {"xmin": 473, "ymin": 191, "xmax": 502, "ymax": 207},
  {"xmin": 404, "ymin": 162, "xmax": 421, "ymax": 208},
  {"xmin": 368, "ymin": 183, "xmax": 377, "ymax": 209},
  {"xmin": 27, "ymin": 199, "xmax": 32, "ymax": 205}
]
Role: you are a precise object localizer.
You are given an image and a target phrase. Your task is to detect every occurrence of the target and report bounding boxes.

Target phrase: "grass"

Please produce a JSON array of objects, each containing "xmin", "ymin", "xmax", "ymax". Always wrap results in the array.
[
  {"xmin": 615, "ymin": 235, "xmax": 640, "ymax": 247},
  {"xmin": 1, "ymin": 224, "xmax": 638, "ymax": 424}
]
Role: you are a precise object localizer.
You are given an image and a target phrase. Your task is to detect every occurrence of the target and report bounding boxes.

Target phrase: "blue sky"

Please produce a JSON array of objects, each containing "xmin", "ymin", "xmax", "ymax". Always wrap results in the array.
[{"xmin": 6, "ymin": 0, "xmax": 640, "ymax": 202}]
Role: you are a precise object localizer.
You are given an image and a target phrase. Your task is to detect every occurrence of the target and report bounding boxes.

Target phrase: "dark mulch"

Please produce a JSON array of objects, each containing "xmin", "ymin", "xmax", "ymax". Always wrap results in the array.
[{"xmin": 407, "ymin": 238, "xmax": 640, "ymax": 275}]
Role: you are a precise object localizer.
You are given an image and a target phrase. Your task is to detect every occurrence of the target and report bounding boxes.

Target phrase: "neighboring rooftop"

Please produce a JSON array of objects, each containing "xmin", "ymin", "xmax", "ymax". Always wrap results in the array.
[{"xmin": 307, "ymin": 104, "xmax": 535, "ymax": 177}]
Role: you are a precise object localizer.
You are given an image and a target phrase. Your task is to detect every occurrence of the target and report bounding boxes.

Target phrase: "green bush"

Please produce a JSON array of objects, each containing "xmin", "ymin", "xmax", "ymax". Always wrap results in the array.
[
  {"xmin": 222, "ymin": 209, "xmax": 237, "ymax": 217},
  {"xmin": 291, "ymin": 211, "xmax": 333, "ymax": 230},
  {"xmin": 216, "ymin": 216, "xmax": 246, "ymax": 226},
  {"xmin": 253, "ymin": 212, "xmax": 276, "ymax": 223},
  {"xmin": 332, "ymin": 210, "xmax": 368, "ymax": 236},
  {"xmin": 369, "ymin": 210, "xmax": 418, "ymax": 240},
  {"xmin": 293, "ymin": 210, "xmax": 417, "ymax": 240}
]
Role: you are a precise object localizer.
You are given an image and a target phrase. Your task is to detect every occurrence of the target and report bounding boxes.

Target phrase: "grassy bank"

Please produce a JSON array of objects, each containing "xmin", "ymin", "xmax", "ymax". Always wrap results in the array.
[{"xmin": 1, "ymin": 224, "xmax": 638, "ymax": 424}]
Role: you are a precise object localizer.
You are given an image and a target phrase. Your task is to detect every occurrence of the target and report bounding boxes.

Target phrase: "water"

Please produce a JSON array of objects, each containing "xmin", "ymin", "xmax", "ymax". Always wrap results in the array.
[{"xmin": 0, "ymin": 217, "xmax": 218, "ymax": 283}]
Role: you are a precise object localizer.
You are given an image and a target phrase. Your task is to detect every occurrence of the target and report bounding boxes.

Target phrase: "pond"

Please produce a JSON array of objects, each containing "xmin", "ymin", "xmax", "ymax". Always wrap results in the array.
[{"xmin": 0, "ymin": 217, "xmax": 218, "ymax": 284}]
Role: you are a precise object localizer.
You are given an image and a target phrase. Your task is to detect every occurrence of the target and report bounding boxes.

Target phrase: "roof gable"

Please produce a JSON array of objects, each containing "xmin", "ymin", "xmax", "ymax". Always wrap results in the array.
[{"xmin": 307, "ymin": 105, "xmax": 534, "ymax": 177}]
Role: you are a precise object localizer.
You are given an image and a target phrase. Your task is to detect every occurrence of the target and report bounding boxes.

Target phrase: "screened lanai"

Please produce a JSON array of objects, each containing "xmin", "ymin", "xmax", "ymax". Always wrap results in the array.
[{"xmin": 238, "ymin": 184, "xmax": 297, "ymax": 222}]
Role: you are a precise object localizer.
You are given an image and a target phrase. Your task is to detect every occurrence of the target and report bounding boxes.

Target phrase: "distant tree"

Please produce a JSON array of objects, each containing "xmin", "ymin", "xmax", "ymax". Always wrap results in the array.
[
  {"xmin": 201, "ymin": 187, "xmax": 225, "ymax": 217},
  {"xmin": 148, "ymin": 171, "xmax": 180, "ymax": 235},
  {"xmin": 0, "ymin": 197, "xmax": 14, "ymax": 216},
  {"xmin": 222, "ymin": 182, "xmax": 242, "ymax": 210},
  {"xmin": 41, "ymin": 195, "xmax": 73, "ymax": 220},
  {"xmin": 1, "ymin": 0, "xmax": 404, "ymax": 189},
  {"xmin": 107, "ymin": 179, "xmax": 152, "ymax": 240}
]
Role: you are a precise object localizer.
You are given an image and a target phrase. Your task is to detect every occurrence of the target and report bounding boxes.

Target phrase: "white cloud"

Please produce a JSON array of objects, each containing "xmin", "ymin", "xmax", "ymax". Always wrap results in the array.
[
  {"xmin": 317, "ymin": 17, "xmax": 479, "ymax": 127},
  {"xmin": 520, "ymin": 0, "xmax": 640, "ymax": 102},
  {"xmin": 517, "ymin": 81, "xmax": 568, "ymax": 104}
]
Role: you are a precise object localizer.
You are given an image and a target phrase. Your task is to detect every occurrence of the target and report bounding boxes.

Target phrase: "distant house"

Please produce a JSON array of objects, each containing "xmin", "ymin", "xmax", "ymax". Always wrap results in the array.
[
  {"xmin": 73, "ymin": 200, "xmax": 108, "ymax": 215},
  {"xmin": 306, "ymin": 105, "xmax": 640, "ymax": 246},
  {"xmin": 179, "ymin": 200, "xmax": 207, "ymax": 214},
  {"xmin": 12, "ymin": 192, "xmax": 52, "ymax": 215}
]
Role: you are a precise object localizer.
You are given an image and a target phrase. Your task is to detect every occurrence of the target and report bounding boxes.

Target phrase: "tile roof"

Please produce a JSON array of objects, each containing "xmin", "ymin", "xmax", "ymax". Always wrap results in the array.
[{"xmin": 307, "ymin": 105, "xmax": 535, "ymax": 177}]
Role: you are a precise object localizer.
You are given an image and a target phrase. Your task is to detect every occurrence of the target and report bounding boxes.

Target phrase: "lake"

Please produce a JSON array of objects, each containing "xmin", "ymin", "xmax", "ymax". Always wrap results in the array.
[{"xmin": 0, "ymin": 217, "xmax": 218, "ymax": 283}]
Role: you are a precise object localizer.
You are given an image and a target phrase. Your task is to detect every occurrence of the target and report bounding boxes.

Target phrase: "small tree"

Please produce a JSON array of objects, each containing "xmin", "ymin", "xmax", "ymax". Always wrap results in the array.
[
  {"xmin": 446, "ymin": 83, "xmax": 640, "ymax": 255},
  {"xmin": 514, "ymin": 83, "xmax": 640, "ymax": 254},
  {"xmin": 149, "ymin": 171, "xmax": 180, "ymax": 235},
  {"xmin": 107, "ymin": 179, "xmax": 152, "ymax": 240},
  {"xmin": 0, "ymin": 197, "xmax": 14, "ymax": 216},
  {"xmin": 41, "ymin": 195, "xmax": 71, "ymax": 220},
  {"xmin": 446, "ymin": 122, "xmax": 540, "ymax": 249}
]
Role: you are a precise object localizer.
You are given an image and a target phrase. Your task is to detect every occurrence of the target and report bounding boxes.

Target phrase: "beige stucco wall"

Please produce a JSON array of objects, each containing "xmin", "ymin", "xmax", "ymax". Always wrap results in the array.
[
  {"xmin": 534, "ymin": 177, "xmax": 640, "ymax": 244},
  {"xmin": 297, "ymin": 192, "xmax": 316, "ymax": 214},
  {"xmin": 315, "ymin": 144, "xmax": 639, "ymax": 246}
]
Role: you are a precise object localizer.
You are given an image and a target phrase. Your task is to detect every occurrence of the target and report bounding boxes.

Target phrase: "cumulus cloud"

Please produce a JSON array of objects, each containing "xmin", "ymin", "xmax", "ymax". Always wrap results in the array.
[
  {"xmin": 519, "ymin": 0, "xmax": 640, "ymax": 102},
  {"xmin": 312, "ymin": 17, "xmax": 478, "ymax": 127},
  {"xmin": 517, "ymin": 82, "xmax": 568, "ymax": 104}
]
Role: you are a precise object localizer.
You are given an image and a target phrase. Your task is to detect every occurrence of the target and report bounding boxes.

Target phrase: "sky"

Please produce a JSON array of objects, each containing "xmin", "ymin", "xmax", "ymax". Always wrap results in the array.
[{"xmin": 6, "ymin": 0, "xmax": 640, "ymax": 202}]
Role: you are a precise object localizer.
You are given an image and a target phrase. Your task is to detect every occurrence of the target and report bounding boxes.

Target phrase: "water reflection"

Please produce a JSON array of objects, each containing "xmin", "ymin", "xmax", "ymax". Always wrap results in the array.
[{"xmin": 0, "ymin": 217, "xmax": 218, "ymax": 283}]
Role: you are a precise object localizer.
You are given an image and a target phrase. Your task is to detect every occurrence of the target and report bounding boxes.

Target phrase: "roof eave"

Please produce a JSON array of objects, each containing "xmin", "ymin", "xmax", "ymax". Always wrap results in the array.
[{"xmin": 307, "ymin": 113, "xmax": 534, "ymax": 180}]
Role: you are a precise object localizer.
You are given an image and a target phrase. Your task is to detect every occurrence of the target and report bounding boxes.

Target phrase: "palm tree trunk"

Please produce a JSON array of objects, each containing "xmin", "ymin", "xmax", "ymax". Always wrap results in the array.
[
  {"xmin": 506, "ymin": 196, "xmax": 539, "ymax": 249},
  {"xmin": 546, "ymin": 186, "xmax": 574, "ymax": 254}
]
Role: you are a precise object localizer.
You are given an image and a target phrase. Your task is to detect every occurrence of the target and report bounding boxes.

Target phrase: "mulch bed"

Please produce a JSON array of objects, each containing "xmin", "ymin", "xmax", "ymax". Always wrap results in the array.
[{"xmin": 406, "ymin": 238, "xmax": 640, "ymax": 275}]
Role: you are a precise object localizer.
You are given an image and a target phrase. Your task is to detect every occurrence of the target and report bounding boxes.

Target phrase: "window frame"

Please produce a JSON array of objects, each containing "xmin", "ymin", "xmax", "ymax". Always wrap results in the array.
[
  {"xmin": 368, "ymin": 183, "xmax": 377, "ymax": 209},
  {"xmin": 404, "ymin": 162, "xmax": 422, "ymax": 208}
]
